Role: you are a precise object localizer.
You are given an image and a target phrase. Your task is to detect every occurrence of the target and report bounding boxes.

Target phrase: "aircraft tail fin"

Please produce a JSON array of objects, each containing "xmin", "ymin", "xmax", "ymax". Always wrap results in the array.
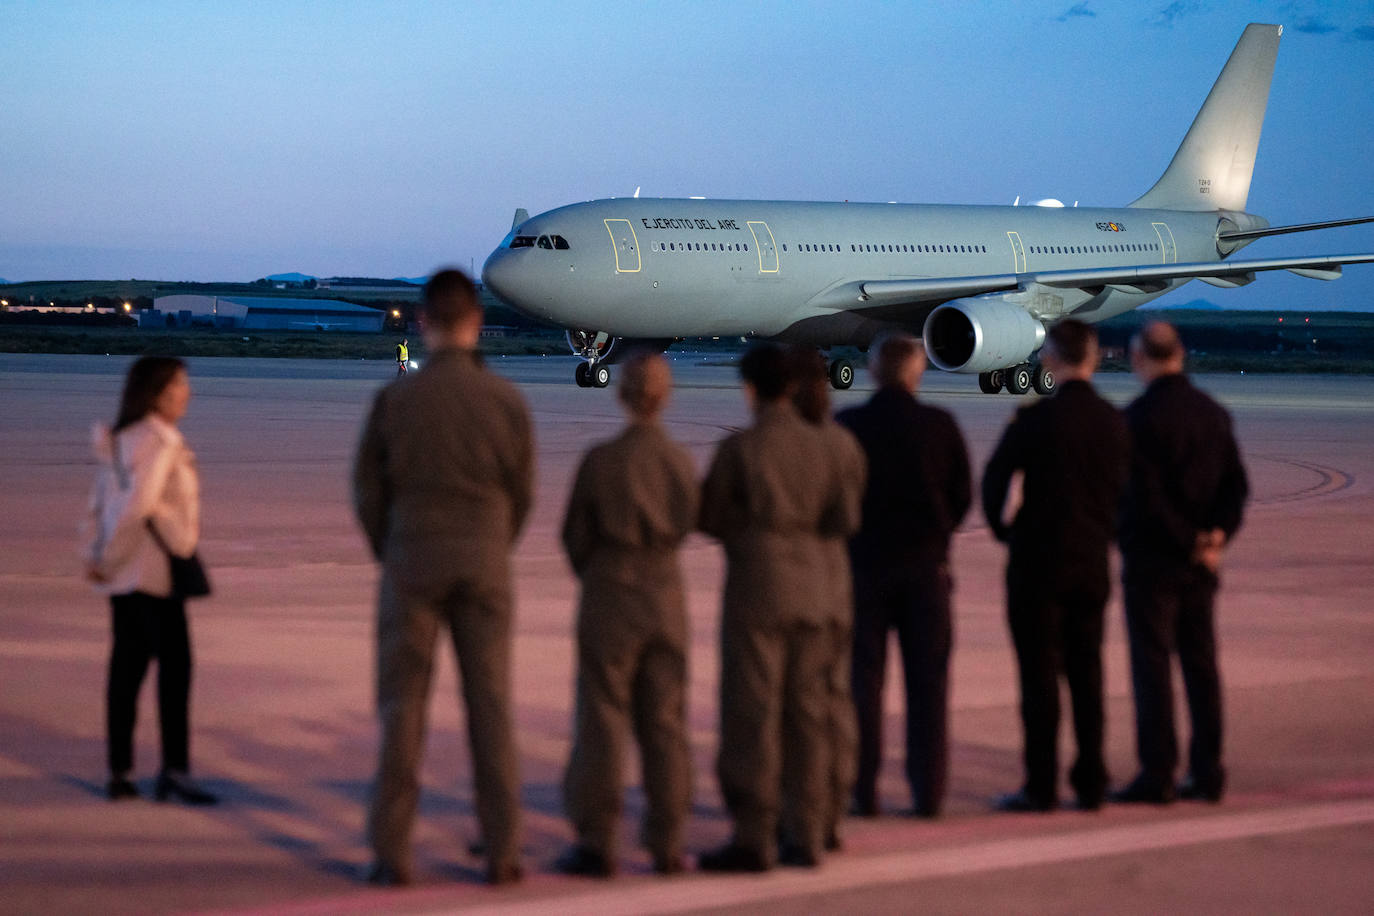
[
  {"xmin": 511, "ymin": 208, "xmax": 530, "ymax": 230},
  {"xmin": 1130, "ymin": 23, "xmax": 1281, "ymax": 212}
]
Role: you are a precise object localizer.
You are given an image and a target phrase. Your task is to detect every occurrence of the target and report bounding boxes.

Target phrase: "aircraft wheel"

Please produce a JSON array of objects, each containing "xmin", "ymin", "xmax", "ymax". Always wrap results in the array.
[
  {"xmin": 574, "ymin": 362, "xmax": 592, "ymax": 388},
  {"xmin": 1005, "ymin": 364, "xmax": 1032, "ymax": 395},
  {"xmin": 591, "ymin": 364, "xmax": 612, "ymax": 388},
  {"xmin": 978, "ymin": 371, "xmax": 1002, "ymax": 394},
  {"xmin": 829, "ymin": 358, "xmax": 854, "ymax": 390},
  {"xmin": 1032, "ymin": 362, "xmax": 1056, "ymax": 395}
]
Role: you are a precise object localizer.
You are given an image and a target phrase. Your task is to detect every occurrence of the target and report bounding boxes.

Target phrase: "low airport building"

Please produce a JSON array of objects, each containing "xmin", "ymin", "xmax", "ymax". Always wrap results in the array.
[{"xmin": 144, "ymin": 295, "xmax": 385, "ymax": 332}]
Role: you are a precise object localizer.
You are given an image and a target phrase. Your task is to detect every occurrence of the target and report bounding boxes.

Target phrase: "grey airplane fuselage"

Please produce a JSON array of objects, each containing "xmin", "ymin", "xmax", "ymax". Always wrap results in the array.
[{"xmin": 481, "ymin": 197, "xmax": 1247, "ymax": 349}]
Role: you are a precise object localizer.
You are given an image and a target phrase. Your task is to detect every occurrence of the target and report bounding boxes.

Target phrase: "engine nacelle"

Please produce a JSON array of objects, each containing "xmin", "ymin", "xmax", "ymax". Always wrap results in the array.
[{"xmin": 922, "ymin": 299, "xmax": 1046, "ymax": 373}]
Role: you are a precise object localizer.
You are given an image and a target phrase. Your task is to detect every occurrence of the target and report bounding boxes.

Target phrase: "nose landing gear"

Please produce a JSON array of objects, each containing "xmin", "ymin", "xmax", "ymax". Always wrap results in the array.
[
  {"xmin": 828, "ymin": 358, "xmax": 854, "ymax": 390},
  {"xmin": 574, "ymin": 360, "xmax": 611, "ymax": 388}
]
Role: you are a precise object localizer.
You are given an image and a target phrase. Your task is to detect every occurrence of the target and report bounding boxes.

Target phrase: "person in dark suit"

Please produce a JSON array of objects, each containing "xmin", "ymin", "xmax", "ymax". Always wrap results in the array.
[
  {"xmin": 353, "ymin": 269, "xmax": 533, "ymax": 887},
  {"xmin": 982, "ymin": 319, "xmax": 1129, "ymax": 812},
  {"xmin": 698, "ymin": 343, "xmax": 857, "ymax": 871},
  {"xmin": 836, "ymin": 333, "xmax": 970, "ymax": 819},
  {"xmin": 1112, "ymin": 321, "xmax": 1248, "ymax": 805},
  {"xmin": 557, "ymin": 352, "xmax": 698, "ymax": 877}
]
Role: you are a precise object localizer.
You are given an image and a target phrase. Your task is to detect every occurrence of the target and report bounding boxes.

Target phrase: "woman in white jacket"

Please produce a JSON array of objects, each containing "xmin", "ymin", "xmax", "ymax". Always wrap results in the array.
[{"xmin": 85, "ymin": 356, "xmax": 215, "ymax": 804}]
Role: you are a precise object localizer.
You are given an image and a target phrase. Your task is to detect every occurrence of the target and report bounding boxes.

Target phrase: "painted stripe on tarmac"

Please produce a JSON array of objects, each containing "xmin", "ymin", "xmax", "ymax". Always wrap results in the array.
[{"xmin": 447, "ymin": 799, "xmax": 1374, "ymax": 916}]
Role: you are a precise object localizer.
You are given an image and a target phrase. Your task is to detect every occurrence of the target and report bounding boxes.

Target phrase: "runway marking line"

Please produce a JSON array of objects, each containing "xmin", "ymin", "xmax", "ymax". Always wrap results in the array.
[{"xmin": 224, "ymin": 798, "xmax": 1374, "ymax": 916}]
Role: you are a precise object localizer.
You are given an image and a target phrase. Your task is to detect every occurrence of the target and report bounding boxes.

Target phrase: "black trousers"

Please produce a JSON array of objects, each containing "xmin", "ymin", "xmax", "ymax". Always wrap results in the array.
[
  {"xmin": 1122, "ymin": 559, "xmax": 1224, "ymax": 792},
  {"xmin": 107, "ymin": 592, "xmax": 191, "ymax": 775},
  {"xmin": 850, "ymin": 562, "xmax": 952, "ymax": 816},
  {"xmin": 1006, "ymin": 563, "xmax": 1108, "ymax": 805}
]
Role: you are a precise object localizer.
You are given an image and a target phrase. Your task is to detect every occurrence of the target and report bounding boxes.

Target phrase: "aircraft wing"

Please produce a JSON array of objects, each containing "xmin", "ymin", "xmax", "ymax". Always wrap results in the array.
[{"xmin": 844, "ymin": 252, "xmax": 1374, "ymax": 318}]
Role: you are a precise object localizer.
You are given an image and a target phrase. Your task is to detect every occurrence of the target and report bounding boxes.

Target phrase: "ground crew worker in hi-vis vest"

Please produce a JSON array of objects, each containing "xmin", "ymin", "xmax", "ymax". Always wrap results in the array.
[{"xmin": 395, "ymin": 339, "xmax": 409, "ymax": 376}]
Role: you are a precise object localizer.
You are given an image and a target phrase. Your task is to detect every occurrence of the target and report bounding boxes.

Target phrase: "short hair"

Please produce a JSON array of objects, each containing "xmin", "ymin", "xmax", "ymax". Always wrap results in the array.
[
  {"xmin": 1044, "ymin": 319, "xmax": 1097, "ymax": 367},
  {"xmin": 1133, "ymin": 320, "xmax": 1184, "ymax": 362},
  {"xmin": 618, "ymin": 351, "xmax": 673, "ymax": 417},
  {"xmin": 421, "ymin": 268, "xmax": 481, "ymax": 329},
  {"xmin": 114, "ymin": 356, "xmax": 186, "ymax": 432},
  {"xmin": 786, "ymin": 345, "xmax": 830, "ymax": 424},
  {"xmin": 739, "ymin": 342, "xmax": 793, "ymax": 402},
  {"xmin": 872, "ymin": 332, "xmax": 923, "ymax": 388}
]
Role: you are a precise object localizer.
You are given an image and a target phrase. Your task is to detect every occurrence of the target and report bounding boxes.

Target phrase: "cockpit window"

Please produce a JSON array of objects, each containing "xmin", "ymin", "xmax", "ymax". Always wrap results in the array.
[
  {"xmin": 552, "ymin": 235, "xmax": 570, "ymax": 250},
  {"xmin": 510, "ymin": 236, "xmax": 536, "ymax": 248},
  {"xmin": 537, "ymin": 235, "xmax": 553, "ymax": 249}
]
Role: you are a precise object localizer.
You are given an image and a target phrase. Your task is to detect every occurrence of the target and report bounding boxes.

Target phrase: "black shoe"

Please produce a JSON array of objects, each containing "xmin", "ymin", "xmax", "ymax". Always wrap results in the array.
[
  {"xmin": 849, "ymin": 797, "xmax": 879, "ymax": 818},
  {"xmin": 905, "ymin": 805, "xmax": 941, "ymax": 820},
  {"xmin": 553, "ymin": 844, "xmax": 614, "ymax": 878},
  {"xmin": 1072, "ymin": 793, "xmax": 1104, "ymax": 812},
  {"xmin": 777, "ymin": 843, "xmax": 820, "ymax": 868},
  {"xmin": 994, "ymin": 789, "xmax": 1056, "ymax": 813},
  {"xmin": 486, "ymin": 860, "xmax": 524, "ymax": 886},
  {"xmin": 1109, "ymin": 775, "xmax": 1175, "ymax": 805},
  {"xmin": 653, "ymin": 853, "xmax": 686, "ymax": 875},
  {"xmin": 698, "ymin": 843, "xmax": 770, "ymax": 873},
  {"xmin": 823, "ymin": 829, "xmax": 842, "ymax": 852},
  {"xmin": 363, "ymin": 860, "xmax": 411, "ymax": 887},
  {"xmin": 1177, "ymin": 775, "xmax": 1224, "ymax": 803},
  {"xmin": 155, "ymin": 770, "xmax": 218, "ymax": 805},
  {"xmin": 106, "ymin": 775, "xmax": 139, "ymax": 800}
]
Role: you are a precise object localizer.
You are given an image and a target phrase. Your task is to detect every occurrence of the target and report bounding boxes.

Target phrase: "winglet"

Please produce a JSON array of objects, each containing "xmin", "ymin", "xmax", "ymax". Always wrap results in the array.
[{"xmin": 1130, "ymin": 23, "xmax": 1281, "ymax": 212}]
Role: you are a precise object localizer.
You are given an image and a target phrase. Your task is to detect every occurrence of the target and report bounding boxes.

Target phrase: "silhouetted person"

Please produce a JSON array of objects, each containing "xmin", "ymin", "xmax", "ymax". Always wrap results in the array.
[
  {"xmin": 353, "ymin": 269, "xmax": 532, "ymax": 886},
  {"xmin": 1112, "ymin": 321, "xmax": 1248, "ymax": 805},
  {"xmin": 837, "ymin": 333, "xmax": 970, "ymax": 818},
  {"xmin": 557, "ymin": 352, "xmax": 697, "ymax": 878},
  {"xmin": 395, "ymin": 338, "xmax": 409, "ymax": 376},
  {"xmin": 698, "ymin": 343, "xmax": 857, "ymax": 871},
  {"xmin": 785, "ymin": 346, "xmax": 866, "ymax": 849},
  {"xmin": 85, "ymin": 356, "xmax": 217, "ymax": 806},
  {"xmin": 983, "ymin": 320, "xmax": 1128, "ymax": 812}
]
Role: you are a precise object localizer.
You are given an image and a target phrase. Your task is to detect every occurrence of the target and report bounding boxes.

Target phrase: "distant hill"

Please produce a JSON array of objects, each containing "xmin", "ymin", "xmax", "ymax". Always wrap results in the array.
[
  {"xmin": 395, "ymin": 277, "xmax": 428, "ymax": 285},
  {"xmin": 0, "ymin": 278, "xmax": 7, "ymax": 285},
  {"xmin": 264, "ymin": 272, "xmax": 316, "ymax": 284}
]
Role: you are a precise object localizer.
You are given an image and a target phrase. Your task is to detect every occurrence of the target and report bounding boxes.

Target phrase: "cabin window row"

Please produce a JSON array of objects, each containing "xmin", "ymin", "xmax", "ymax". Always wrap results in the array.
[
  {"xmin": 656, "ymin": 242, "xmax": 751, "ymax": 252},
  {"xmin": 1029, "ymin": 242, "xmax": 1159, "ymax": 254}
]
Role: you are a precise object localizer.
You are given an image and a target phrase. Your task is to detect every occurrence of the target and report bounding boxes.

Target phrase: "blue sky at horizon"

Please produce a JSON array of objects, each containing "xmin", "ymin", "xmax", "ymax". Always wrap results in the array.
[{"xmin": 2, "ymin": 1, "xmax": 1371, "ymax": 310}]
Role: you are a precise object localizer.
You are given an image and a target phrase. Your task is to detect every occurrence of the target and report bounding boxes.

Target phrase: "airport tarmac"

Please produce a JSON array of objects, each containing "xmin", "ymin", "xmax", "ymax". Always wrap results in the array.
[{"xmin": 1, "ymin": 352, "xmax": 1372, "ymax": 914}]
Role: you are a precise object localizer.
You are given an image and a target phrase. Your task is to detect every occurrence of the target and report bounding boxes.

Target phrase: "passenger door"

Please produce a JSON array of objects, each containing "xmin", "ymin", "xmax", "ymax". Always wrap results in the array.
[
  {"xmin": 748, "ymin": 220, "xmax": 779, "ymax": 273},
  {"xmin": 604, "ymin": 219, "xmax": 641, "ymax": 273}
]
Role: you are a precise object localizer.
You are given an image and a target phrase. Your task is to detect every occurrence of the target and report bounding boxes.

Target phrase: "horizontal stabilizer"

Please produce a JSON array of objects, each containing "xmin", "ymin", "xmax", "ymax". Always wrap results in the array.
[{"xmin": 1218, "ymin": 215, "xmax": 1374, "ymax": 242}]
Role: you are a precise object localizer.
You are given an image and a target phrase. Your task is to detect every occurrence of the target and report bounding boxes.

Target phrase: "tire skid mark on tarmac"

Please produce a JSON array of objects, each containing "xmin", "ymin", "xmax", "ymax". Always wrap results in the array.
[{"xmin": 1252, "ymin": 454, "xmax": 1356, "ymax": 505}]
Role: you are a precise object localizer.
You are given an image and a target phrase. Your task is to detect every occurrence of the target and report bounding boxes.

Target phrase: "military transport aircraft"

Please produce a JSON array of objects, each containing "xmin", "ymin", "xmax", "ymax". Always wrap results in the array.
[{"xmin": 482, "ymin": 23, "xmax": 1374, "ymax": 393}]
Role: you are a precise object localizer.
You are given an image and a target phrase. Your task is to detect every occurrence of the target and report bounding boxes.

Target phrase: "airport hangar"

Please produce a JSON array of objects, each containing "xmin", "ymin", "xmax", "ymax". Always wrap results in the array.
[{"xmin": 143, "ymin": 294, "xmax": 386, "ymax": 331}]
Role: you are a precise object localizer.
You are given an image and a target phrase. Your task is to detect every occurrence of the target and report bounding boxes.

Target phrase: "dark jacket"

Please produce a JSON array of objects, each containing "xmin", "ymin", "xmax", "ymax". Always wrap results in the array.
[
  {"xmin": 352, "ymin": 347, "xmax": 534, "ymax": 596},
  {"xmin": 1119, "ymin": 373, "xmax": 1248, "ymax": 566},
  {"xmin": 982, "ymin": 379, "xmax": 1129, "ymax": 576},
  {"xmin": 837, "ymin": 386, "xmax": 971, "ymax": 570}
]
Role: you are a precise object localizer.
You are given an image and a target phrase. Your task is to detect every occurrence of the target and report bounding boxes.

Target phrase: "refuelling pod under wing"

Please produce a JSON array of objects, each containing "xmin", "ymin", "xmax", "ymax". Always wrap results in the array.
[{"xmin": 922, "ymin": 299, "xmax": 1046, "ymax": 373}]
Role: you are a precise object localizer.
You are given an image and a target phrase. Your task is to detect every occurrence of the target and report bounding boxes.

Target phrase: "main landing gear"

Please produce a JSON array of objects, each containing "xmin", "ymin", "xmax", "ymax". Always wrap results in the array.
[
  {"xmin": 574, "ymin": 360, "xmax": 611, "ymax": 388},
  {"xmin": 828, "ymin": 358, "xmax": 854, "ymax": 390},
  {"xmin": 978, "ymin": 362, "xmax": 1056, "ymax": 396}
]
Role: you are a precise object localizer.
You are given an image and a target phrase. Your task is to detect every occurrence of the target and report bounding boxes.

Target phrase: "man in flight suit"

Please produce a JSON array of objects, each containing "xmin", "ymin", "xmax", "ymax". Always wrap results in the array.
[
  {"xmin": 1113, "ymin": 321, "xmax": 1248, "ymax": 805},
  {"xmin": 699, "ymin": 343, "xmax": 856, "ymax": 871},
  {"xmin": 838, "ymin": 333, "xmax": 970, "ymax": 819},
  {"xmin": 353, "ymin": 269, "xmax": 533, "ymax": 886},
  {"xmin": 982, "ymin": 319, "xmax": 1129, "ymax": 812},
  {"xmin": 557, "ymin": 352, "xmax": 698, "ymax": 877}
]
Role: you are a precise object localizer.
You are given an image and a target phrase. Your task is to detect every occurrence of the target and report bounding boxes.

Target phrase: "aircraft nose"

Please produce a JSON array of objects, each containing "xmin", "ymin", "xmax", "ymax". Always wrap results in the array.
[{"xmin": 481, "ymin": 248, "xmax": 518, "ymax": 304}]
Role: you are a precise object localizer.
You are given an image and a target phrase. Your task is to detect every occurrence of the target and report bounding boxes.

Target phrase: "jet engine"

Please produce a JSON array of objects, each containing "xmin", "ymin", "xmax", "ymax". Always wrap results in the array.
[{"xmin": 922, "ymin": 299, "xmax": 1046, "ymax": 373}]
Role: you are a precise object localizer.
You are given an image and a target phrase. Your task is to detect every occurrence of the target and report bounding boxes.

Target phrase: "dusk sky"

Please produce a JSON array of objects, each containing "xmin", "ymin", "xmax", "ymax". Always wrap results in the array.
[{"xmin": 3, "ymin": 1, "xmax": 1372, "ymax": 310}]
